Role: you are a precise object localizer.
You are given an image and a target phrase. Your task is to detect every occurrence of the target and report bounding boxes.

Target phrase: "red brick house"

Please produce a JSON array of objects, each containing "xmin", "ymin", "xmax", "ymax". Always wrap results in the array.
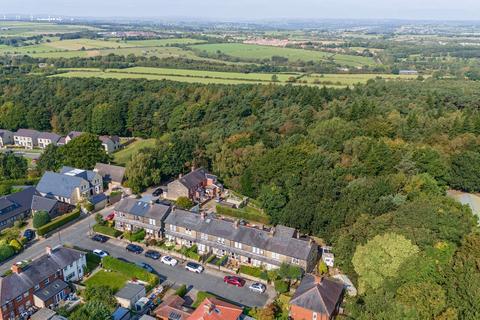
[
  {"xmin": 0, "ymin": 246, "xmax": 86, "ymax": 320},
  {"xmin": 167, "ymin": 168, "xmax": 222, "ymax": 202},
  {"xmin": 289, "ymin": 275, "xmax": 344, "ymax": 320}
]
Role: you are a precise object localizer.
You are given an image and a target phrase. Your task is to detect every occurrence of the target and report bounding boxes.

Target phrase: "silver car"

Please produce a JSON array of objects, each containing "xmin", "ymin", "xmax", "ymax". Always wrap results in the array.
[{"xmin": 249, "ymin": 282, "xmax": 266, "ymax": 293}]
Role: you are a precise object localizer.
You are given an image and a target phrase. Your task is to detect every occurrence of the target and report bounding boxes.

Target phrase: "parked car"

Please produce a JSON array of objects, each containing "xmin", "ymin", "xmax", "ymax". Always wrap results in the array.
[
  {"xmin": 224, "ymin": 276, "xmax": 245, "ymax": 287},
  {"xmin": 161, "ymin": 255, "xmax": 178, "ymax": 266},
  {"xmin": 185, "ymin": 262, "xmax": 204, "ymax": 273},
  {"xmin": 91, "ymin": 234, "xmax": 108, "ymax": 243},
  {"xmin": 145, "ymin": 250, "xmax": 161, "ymax": 260},
  {"xmin": 105, "ymin": 212, "xmax": 115, "ymax": 221},
  {"xmin": 126, "ymin": 243, "xmax": 144, "ymax": 254},
  {"xmin": 23, "ymin": 229, "xmax": 35, "ymax": 241},
  {"xmin": 93, "ymin": 249, "xmax": 109, "ymax": 258},
  {"xmin": 137, "ymin": 262, "xmax": 154, "ymax": 273},
  {"xmin": 249, "ymin": 282, "xmax": 266, "ymax": 293},
  {"xmin": 152, "ymin": 188, "xmax": 163, "ymax": 197}
]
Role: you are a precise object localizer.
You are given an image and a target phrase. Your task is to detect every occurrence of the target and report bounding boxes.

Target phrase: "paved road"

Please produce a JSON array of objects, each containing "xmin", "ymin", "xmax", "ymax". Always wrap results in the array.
[{"xmin": 0, "ymin": 206, "xmax": 273, "ymax": 308}]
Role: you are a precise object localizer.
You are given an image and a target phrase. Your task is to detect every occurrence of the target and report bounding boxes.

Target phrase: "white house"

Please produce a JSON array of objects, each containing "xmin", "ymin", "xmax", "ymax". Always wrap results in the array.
[{"xmin": 14, "ymin": 129, "xmax": 40, "ymax": 149}]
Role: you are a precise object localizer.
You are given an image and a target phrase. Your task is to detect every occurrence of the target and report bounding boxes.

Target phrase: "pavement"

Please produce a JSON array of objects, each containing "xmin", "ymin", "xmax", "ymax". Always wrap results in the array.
[{"xmin": 0, "ymin": 205, "xmax": 274, "ymax": 308}]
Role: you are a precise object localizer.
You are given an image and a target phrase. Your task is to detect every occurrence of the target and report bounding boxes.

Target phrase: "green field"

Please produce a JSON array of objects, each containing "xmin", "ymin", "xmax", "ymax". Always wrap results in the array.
[
  {"xmin": 190, "ymin": 43, "xmax": 376, "ymax": 67},
  {"xmin": 84, "ymin": 270, "xmax": 129, "ymax": 292},
  {"xmin": 306, "ymin": 73, "xmax": 420, "ymax": 85},
  {"xmin": 113, "ymin": 138, "xmax": 157, "ymax": 166},
  {"xmin": 0, "ymin": 21, "xmax": 98, "ymax": 37}
]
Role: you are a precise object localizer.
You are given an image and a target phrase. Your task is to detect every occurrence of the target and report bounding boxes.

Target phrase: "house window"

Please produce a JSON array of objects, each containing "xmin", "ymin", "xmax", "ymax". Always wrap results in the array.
[
  {"xmin": 234, "ymin": 242, "xmax": 242, "ymax": 249},
  {"xmin": 201, "ymin": 233, "xmax": 208, "ymax": 240},
  {"xmin": 66, "ymin": 273, "xmax": 75, "ymax": 281},
  {"xmin": 198, "ymin": 244, "xmax": 206, "ymax": 252},
  {"xmin": 272, "ymin": 252, "xmax": 280, "ymax": 260},
  {"xmin": 313, "ymin": 312, "xmax": 318, "ymax": 320},
  {"xmin": 2, "ymin": 305, "xmax": 7, "ymax": 312},
  {"xmin": 44, "ymin": 278, "xmax": 49, "ymax": 286},
  {"xmin": 217, "ymin": 237, "xmax": 225, "ymax": 244},
  {"xmin": 252, "ymin": 259, "xmax": 261, "ymax": 267},
  {"xmin": 15, "ymin": 296, "xmax": 22, "ymax": 302},
  {"xmin": 291, "ymin": 258, "xmax": 300, "ymax": 265},
  {"xmin": 169, "ymin": 225, "xmax": 177, "ymax": 232},
  {"xmin": 34, "ymin": 284, "xmax": 40, "ymax": 291},
  {"xmin": 149, "ymin": 218, "xmax": 156, "ymax": 226},
  {"xmin": 23, "ymin": 292, "xmax": 28, "ymax": 298},
  {"xmin": 252, "ymin": 247, "xmax": 263, "ymax": 255}
]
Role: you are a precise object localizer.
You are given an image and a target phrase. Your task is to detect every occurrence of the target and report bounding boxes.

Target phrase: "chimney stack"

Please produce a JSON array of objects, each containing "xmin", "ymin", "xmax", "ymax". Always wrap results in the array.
[
  {"xmin": 11, "ymin": 264, "xmax": 22, "ymax": 274},
  {"xmin": 46, "ymin": 246, "xmax": 52, "ymax": 255},
  {"xmin": 203, "ymin": 302, "xmax": 215, "ymax": 315}
]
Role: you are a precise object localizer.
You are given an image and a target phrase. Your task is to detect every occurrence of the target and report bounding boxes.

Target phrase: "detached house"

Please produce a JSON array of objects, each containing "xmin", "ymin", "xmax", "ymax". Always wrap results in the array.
[
  {"xmin": 99, "ymin": 135, "xmax": 121, "ymax": 153},
  {"xmin": 94, "ymin": 163, "xmax": 126, "ymax": 189},
  {"xmin": 37, "ymin": 132, "xmax": 61, "ymax": 149},
  {"xmin": 13, "ymin": 129, "xmax": 40, "ymax": 149},
  {"xmin": 0, "ymin": 187, "xmax": 38, "ymax": 231},
  {"xmin": 164, "ymin": 209, "xmax": 318, "ymax": 272},
  {"xmin": 289, "ymin": 275, "xmax": 344, "ymax": 320},
  {"xmin": 167, "ymin": 168, "xmax": 222, "ymax": 202},
  {"xmin": 36, "ymin": 167, "xmax": 103, "ymax": 205},
  {"xmin": 0, "ymin": 246, "xmax": 86, "ymax": 320},
  {"xmin": 64, "ymin": 131, "xmax": 84, "ymax": 144},
  {"xmin": 113, "ymin": 198, "xmax": 171, "ymax": 239},
  {"xmin": 0, "ymin": 130, "xmax": 13, "ymax": 148}
]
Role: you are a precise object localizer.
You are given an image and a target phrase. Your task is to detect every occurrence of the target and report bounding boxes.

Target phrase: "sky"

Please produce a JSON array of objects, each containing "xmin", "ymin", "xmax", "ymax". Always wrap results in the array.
[{"xmin": 2, "ymin": 0, "xmax": 480, "ymax": 21}]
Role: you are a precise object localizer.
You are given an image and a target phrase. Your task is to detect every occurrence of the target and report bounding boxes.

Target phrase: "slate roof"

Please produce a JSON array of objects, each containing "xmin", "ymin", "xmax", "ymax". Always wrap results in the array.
[
  {"xmin": 0, "ymin": 247, "xmax": 84, "ymax": 305},
  {"xmin": 115, "ymin": 283, "xmax": 145, "ymax": 300},
  {"xmin": 57, "ymin": 137, "xmax": 66, "ymax": 145},
  {"xmin": 67, "ymin": 131, "xmax": 84, "ymax": 139},
  {"xmin": 164, "ymin": 209, "xmax": 315, "ymax": 261},
  {"xmin": 37, "ymin": 132, "xmax": 61, "ymax": 142},
  {"xmin": 177, "ymin": 168, "xmax": 207, "ymax": 189},
  {"xmin": 0, "ymin": 187, "xmax": 39, "ymax": 223},
  {"xmin": 99, "ymin": 135, "xmax": 120, "ymax": 144},
  {"xmin": 290, "ymin": 275, "xmax": 344, "ymax": 317},
  {"xmin": 90, "ymin": 193, "xmax": 107, "ymax": 205},
  {"xmin": 30, "ymin": 308, "xmax": 56, "ymax": 320},
  {"xmin": 14, "ymin": 129, "xmax": 40, "ymax": 139},
  {"xmin": 33, "ymin": 279, "xmax": 68, "ymax": 302},
  {"xmin": 31, "ymin": 195, "xmax": 58, "ymax": 213},
  {"xmin": 112, "ymin": 307, "xmax": 130, "ymax": 320},
  {"xmin": 94, "ymin": 163, "xmax": 126, "ymax": 183},
  {"xmin": 0, "ymin": 130, "xmax": 12, "ymax": 139},
  {"xmin": 37, "ymin": 172, "xmax": 85, "ymax": 198},
  {"xmin": 115, "ymin": 198, "xmax": 171, "ymax": 220},
  {"xmin": 59, "ymin": 166, "xmax": 98, "ymax": 183}
]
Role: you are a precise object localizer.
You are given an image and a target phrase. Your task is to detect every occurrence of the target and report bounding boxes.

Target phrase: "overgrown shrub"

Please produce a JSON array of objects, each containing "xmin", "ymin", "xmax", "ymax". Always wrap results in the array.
[
  {"xmin": 175, "ymin": 284, "xmax": 188, "ymax": 297},
  {"xmin": 33, "ymin": 211, "xmax": 51, "ymax": 228},
  {"xmin": 274, "ymin": 280, "xmax": 289, "ymax": 294},
  {"xmin": 36, "ymin": 210, "xmax": 81, "ymax": 236}
]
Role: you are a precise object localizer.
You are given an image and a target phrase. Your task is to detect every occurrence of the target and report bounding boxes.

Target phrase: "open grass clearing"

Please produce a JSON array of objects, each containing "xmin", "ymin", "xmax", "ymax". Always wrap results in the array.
[
  {"xmin": 113, "ymin": 138, "xmax": 157, "ymax": 166},
  {"xmin": 84, "ymin": 270, "xmax": 129, "ymax": 292},
  {"xmin": 306, "ymin": 73, "xmax": 420, "ymax": 85}
]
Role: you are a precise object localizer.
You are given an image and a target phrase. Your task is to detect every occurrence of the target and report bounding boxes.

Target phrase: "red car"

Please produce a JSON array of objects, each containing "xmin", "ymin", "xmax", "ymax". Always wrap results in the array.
[
  {"xmin": 223, "ymin": 276, "xmax": 245, "ymax": 287},
  {"xmin": 105, "ymin": 212, "xmax": 115, "ymax": 221}
]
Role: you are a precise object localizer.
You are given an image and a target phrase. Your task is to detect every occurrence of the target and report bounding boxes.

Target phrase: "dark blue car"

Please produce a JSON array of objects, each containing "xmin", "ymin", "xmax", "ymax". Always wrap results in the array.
[
  {"xmin": 145, "ymin": 250, "xmax": 161, "ymax": 260},
  {"xmin": 23, "ymin": 229, "xmax": 35, "ymax": 241},
  {"xmin": 126, "ymin": 243, "xmax": 144, "ymax": 254}
]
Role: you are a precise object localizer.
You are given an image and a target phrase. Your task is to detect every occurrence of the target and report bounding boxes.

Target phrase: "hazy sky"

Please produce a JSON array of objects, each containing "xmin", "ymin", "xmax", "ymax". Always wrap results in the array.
[{"xmin": 3, "ymin": 0, "xmax": 480, "ymax": 21}]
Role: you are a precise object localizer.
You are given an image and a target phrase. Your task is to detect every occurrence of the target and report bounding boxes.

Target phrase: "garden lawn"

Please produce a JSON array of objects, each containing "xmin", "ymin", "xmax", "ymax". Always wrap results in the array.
[
  {"xmin": 112, "ymin": 138, "xmax": 157, "ymax": 166},
  {"xmin": 84, "ymin": 270, "xmax": 129, "ymax": 292}
]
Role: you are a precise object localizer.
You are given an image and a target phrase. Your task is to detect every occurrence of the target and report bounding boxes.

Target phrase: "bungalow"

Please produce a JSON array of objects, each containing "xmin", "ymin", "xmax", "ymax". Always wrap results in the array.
[
  {"xmin": 36, "ymin": 167, "xmax": 103, "ymax": 205},
  {"xmin": 167, "ymin": 168, "xmax": 222, "ymax": 202},
  {"xmin": 289, "ymin": 275, "xmax": 344, "ymax": 320},
  {"xmin": 0, "ymin": 187, "xmax": 38, "ymax": 231},
  {"xmin": 99, "ymin": 135, "xmax": 121, "ymax": 153},
  {"xmin": 0, "ymin": 246, "xmax": 86, "ymax": 320},
  {"xmin": 13, "ymin": 129, "xmax": 40, "ymax": 149},
  {"xmin": 37, "ymin": 132, "xmax": 61, "ymax": 149},
  {"xmin": 0, "ymin": 130, "xmax": 13, "ymax": 148},
  {"xmin": 115, "ymin": 283, "xmax": 146, "ymax": 309}
]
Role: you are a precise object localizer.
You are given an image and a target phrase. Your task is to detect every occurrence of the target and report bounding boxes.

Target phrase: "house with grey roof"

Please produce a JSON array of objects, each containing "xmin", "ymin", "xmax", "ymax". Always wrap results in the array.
[
  {"xmin": 31, "ymin": 195, "xmax": 71, "ymax": 219},
  {"xmin": 114, "ymin": 198, "xmax": 171, "ymax": 239},
  {"xmin": 99, "ymin": 135, "xmax": 121, "ymax": 153},
  {"xmin": 94, "ymin": 163, "xmax": 126, "ymax": 188},
  {"xmin": 164, "ymin": 209, "xmax": 318, "ymax": 272},
  {"xmin": 14, "ymin": 129, "xmax": 40, "ymax": 149},
  {"xmin": 36, "ymin": 167, "xmax": 103, "ymax": 205},
  {"xmin": 166, "ymin": 168, "xmax": 222, "ymax": 202},
  {"xmin": 115, "ymin": 283, "xmax": 146, "ymax": 309},
  {"xmin": 37, "ymin": 132, "xmax": 61, "ymax": 149},
  {"xmin": 64, "ymin": 131, "xmax": 84, "ymax": 144},
  {"xmin": 0, "ymin": 130, "xmax": 13, "ymax": 148},
  {"xmin": 0, "ymin": 246, "xmax": 86, "ymax": 320},
  {"xmin": 0, "ymin": 187, "xmax": 38, "ymax": 231},
  {"xmin": 289, "ymin": 275, "xmax": 344, "ymax": 320}
]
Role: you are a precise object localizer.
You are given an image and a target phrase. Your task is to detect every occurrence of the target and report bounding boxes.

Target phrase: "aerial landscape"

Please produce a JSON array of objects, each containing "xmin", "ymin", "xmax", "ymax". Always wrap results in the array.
[{"xmin": 1, "ymin": 0, "xmax": 480, "ymax": 319}]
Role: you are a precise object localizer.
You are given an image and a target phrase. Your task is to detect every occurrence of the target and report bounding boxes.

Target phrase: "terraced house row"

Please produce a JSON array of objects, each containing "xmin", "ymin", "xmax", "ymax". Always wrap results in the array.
[{"xmin": 113, "ymin": 198, "xmax": 319, "ymax": 272}]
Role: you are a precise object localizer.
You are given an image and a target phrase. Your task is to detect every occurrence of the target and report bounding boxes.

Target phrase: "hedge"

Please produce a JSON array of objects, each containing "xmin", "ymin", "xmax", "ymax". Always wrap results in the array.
[
  {"xmin": 36, "ymin": 210, "xmax": 81, "ymax": 236},
  {"xmin": 274, "ymin": 280, "xmax": 289, "ymax": 294},
  {"xmin": 239, "ymin": 265, "xmax": 268, "ymax": 280},
  {"xmin": 93, "ymin": 224, "xmax": 122, "ymax": 237},
  {"xmin": 216, "ymin": 205, "xmax": 270, "ymax": 225},
  {"xmin": 123, "ymin": 229, "xmax": 146, "ymax": 242},
  {"xmin": 102, "ymin": 256, "xmax": 159, "ymax": 289}
]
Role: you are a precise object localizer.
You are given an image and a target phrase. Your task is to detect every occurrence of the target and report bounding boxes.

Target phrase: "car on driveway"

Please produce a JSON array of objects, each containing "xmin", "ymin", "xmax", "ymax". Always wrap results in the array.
[
  {"xmin": 224, "ymin": 276, "xmax": 245, "ymax": 287},
  {"xmin": 161, "ymin": 255, "xmax": 178, "ymax": 266},
  {"xmin": 185, "ymin": 262, "xmax": 204, "ymax": 273},
  {"xmin": 152, "ymin": 188, "xmax": 163, "ymax": 197},
  {"xmin": 249, "ymin": 282, "xmax": 266, "ymax": 293},
  {"xmin": 91, "ymin": 234, "xmax": 108, "ymax": 243},
  {"xmin": 23, "ymin": 229, "xmax": 35, "ymax": 241},
  {"xmin": 137, "ymin": 262, "xmax": 154, "ymax": 273},
  {"xmin": 93, "ymin": 249, "xmax": 109, "ymax": 258},
  {"xmin": 145, "ymin": 250, "xmax": 161, "ymax": 260},
  {"xmin": 126, "ymin": 243, "xmax": 144, "ymax": 254}
]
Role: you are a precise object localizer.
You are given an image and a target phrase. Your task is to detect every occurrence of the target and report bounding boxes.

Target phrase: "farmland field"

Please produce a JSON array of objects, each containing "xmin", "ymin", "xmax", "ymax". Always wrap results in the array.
[
  {"xmin": 0, "ymin": 21, "xmax": 98, "ymax": 37},
  {"xmin": 190, "ymin": 43, "xmax": 376, "ymax": 67},
  {"xmin": 305, "ymin": 73, "xmax": 420, "ymax": 85}
]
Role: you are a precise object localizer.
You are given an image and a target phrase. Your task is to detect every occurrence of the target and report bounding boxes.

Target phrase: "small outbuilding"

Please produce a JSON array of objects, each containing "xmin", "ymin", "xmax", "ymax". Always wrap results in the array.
[{"xmin": 115, "ymin": 283, "xmax": 146, "ymax": 309}]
